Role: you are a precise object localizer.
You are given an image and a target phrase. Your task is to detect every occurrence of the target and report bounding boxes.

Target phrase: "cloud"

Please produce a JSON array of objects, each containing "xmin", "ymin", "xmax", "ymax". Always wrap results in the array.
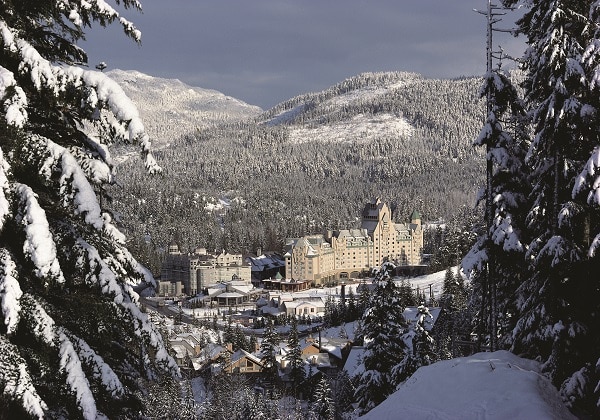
[{"xmin": 82, "ymin": 0, "xmax": 525, "ymax": 109}]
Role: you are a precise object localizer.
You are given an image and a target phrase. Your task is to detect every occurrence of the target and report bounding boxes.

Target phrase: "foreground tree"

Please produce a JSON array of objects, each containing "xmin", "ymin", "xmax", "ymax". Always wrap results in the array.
[
  {"xmin": 354, "ymin": 262, "xmax": 409, "ymax": 414},
  {"xmin": 490, "ymin": 0, "xmax": 600, "ymax": 415},
  {"xmin": 309, "ymin": 376, "xmax": 335, "ymax": 420},
  {"xmin": 0, "ymin": 1, "xmax": 176, "ymax": 418}
]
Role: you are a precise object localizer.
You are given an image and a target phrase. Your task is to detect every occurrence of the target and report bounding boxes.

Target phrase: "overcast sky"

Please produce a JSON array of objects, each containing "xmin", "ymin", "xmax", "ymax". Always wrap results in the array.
[{"xmin": 83, "ymin": 0, "xmax": 525, "ymax": 109}]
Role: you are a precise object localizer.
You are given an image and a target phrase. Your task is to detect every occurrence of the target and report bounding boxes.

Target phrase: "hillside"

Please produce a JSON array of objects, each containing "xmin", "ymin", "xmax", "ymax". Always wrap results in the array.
[
  {"xmin": 109, "ymin": 71, "xmax": 487, "ymax": 273},
  {"xmin": 361, "ymin": 350, "xmax": 575, "ymax": 420},
  {"xmin": 106, "ymin": 69, "xmax": 262, "ymax": 153}
]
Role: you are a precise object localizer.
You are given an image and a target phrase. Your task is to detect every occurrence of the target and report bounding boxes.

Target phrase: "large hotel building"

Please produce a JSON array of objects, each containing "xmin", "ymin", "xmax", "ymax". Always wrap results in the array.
[{"xmin": 284, "ymin": 199, "xmax": 423, "ymax": 285}]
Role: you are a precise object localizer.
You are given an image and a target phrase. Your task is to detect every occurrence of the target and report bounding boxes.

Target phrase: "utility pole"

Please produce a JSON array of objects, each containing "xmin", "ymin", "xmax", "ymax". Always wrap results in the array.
[{"xmin": 474, "ymin": 0, "xmax": 513, "ymax": 352}]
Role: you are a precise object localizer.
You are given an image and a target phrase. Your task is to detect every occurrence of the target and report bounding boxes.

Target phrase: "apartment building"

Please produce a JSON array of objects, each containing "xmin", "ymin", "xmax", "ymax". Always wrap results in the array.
[{"xmin": 160, "ymin": 245, "xmax": 251, "ymax": 295}]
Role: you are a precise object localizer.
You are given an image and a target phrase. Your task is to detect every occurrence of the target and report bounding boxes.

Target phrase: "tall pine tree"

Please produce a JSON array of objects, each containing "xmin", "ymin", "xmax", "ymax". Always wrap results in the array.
[
  {"xmin": 500, "ymin": 0, "xmax": 600, "ymax": 415},
  {"xmin": 285, "ymin": 316, "xmax": 305, "ymax": 397},
  {"xmin": 0, "ymin": 1, "xmax": 176, "ymax": 418},
  {"xmin": 354, "ymin": 262, "xmax": 408, "ymax": 414}
]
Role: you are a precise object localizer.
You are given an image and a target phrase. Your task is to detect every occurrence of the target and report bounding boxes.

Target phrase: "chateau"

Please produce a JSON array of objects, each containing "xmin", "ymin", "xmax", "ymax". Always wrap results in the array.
[{"xmin": 284, "ymin": 199, "xmax": 423, "ymax": 285}]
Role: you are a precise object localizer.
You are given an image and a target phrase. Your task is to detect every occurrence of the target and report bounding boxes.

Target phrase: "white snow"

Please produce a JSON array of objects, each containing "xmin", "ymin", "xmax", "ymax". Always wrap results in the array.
[
  {"xmin": 15, "ymin": 184, "xmax": 65, "ymax": 283},
  {"xmin": 361, "ymin": 350, "xmax": 576, "ymax": 420},
  {"xmin": 58, "ymin": 330, "xmax": 97, "ymax": 420},
  {"xmin": 0, "ymin": 250, "xmax": 23, "ymax": 335},
  {"xmin": 289, "ymin": 113, "xmax": 413, "ymax": 145}
]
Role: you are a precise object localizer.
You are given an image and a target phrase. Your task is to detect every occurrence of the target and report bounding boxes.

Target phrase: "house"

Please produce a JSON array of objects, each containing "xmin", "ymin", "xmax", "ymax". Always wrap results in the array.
[
  {"xmin": 224, "ymin": 348, "xmax": 264, "ymax": 375},
  {"xmin": 168, "ymin": 333, "xmax": 203, "ymax": 367},
  {"xmin": 280, "ymin": 300, "xmax": 321, "ymax": 317}
]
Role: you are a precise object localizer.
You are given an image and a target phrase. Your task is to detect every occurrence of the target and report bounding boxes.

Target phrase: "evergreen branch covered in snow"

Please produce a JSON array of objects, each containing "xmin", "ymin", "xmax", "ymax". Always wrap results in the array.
[
  {"xmin": 70, "ymin": 333, "xmax": 124, "ymax": 397},
  {"xmin": 0, "ymin": 148, "xmax": 10, "ymax": 230},
  {"xmin": 0, "ymin": 65, "xmax": 28, "ymax": 127},
  {"xmin": 58, "ymin": 328, "xmax": 98, "ymax": 420},
  {"xmin": 0, "ymin": 336, "xmax": 47, "ymax": 419},
  {"xmin": 14, "ymin": 184, "xmax": 65, "ymax": 284},
  {"xmin": 0, "ymin": 249, "xmax": 23, "ymax": 335},
  {"xmin": 57, "ymin": 0, "xmax": 143, "ymax": 42}
]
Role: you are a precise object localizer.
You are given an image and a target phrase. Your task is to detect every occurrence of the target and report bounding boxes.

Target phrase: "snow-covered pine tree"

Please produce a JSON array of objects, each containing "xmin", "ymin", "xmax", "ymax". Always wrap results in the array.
[
  {"xmin": 0, "ymin": 1, "xmax": 177, "ymax": 418},
  {"xmin": 260, "ymin": 317, "xmax": 280, "ymax": 388},
  {"xmin": 412, "ymin": 304, "xmax": 436, "ymax": 367},
  {"xmin": 285, "ymin": 315, "xmax": 305, "ymax": 396},
  {"xmin": 501, "ymin": 0, "xmax": 600, "ymax": 415},
  {"xmin": 309, "ymin": 376, "xmax": 335, "ymax": 420},
  {"xmin": 354, "ymin": 261, "xmax": 408, "ymax": 414}
]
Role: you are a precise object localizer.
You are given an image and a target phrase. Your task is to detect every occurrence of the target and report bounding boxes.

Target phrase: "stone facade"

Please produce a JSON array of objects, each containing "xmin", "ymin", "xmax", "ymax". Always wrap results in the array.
[
  {"xmin": 284, "ymin": 199, "xmax": 423, "ymax": 285},
  {"xmin": 160, "ymin": 246, "xmax": 251, "ymax": 295}
]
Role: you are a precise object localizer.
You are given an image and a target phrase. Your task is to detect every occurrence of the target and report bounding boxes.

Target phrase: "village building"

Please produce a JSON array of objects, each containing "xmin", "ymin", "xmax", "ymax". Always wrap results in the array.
[
  {"xmin": 284, "ymin": 199, "xmax": 424, "ymax": 286},
  {"xmin": 160, "ymin": 245, "xmax": 251, "ymax": 295}
]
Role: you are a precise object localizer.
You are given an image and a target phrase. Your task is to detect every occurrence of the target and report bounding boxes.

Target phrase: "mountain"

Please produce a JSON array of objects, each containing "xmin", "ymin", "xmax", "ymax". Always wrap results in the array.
[
  {"xmin": 110, "ymin": 71, "xmax": 487, "ymax": 273},
  {"xmin": 106, "ymin": 69, "xmax": 262, "ymax": 152}
]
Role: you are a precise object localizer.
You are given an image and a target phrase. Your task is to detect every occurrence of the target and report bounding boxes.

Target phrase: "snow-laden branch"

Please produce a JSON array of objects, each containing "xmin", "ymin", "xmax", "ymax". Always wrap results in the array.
[
  {"xmin": 0, "ymin": 147, "xmax": 10, "ymax": 231},
  {"xmin": 573, "ymin": 146, "xmax": 600, "ymax": 204},
  {"xmin": 0, "ymin": 19, "xmax": 160, "ymax": 173},
  {"xmin": 57, "ymin": 0, "xmax": 142, "ymax": 42},
  {"xmin": 0, "ymin": 336, "xmax": 47, "ymax": 419},
  {"xmin": 73, "ymin": 238, "xmax": 178, "ymax": 371},
  {"xmin": 0, "ymin": 65, "xmax": 28, "ymax": 127},
  {"xmin": 58, "ymin": 328, "xmax": 97, "ymax": 420},
  {"xmin": 0, "ymin": 249, "xmax": 23, "ymax": 335},
  {"xmin": 20, "ymin": 294, "xmax": 56, "ymax": 345},
  {"xmin": 75, "ymin": 237, "xmax": 136, "ymax": 303},
  {"xmin": 14, "ymin": 184, "xmax": 65, "ymax": 284},
  {"xmin": 70, "ymin": 333, "xmax": 124, "ymax": 398}
]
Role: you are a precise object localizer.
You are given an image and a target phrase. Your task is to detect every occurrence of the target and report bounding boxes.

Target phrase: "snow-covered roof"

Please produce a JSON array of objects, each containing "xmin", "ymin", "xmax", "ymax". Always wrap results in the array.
[
  {"xmin": 230, "ymin": 348, "xmax": 262, "ymax": 365},
  {"xmin": 344, "ymin": 346, "xmax": 366, "ymax": 378},
  {"xmin": 217, "ymin": 292, "xmax": 244, "ymax": 298}
]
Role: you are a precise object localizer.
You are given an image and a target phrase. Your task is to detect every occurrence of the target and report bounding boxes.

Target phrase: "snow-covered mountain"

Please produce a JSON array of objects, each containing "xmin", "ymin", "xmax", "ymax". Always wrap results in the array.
[
  {"xmin": 260, "ymin": 72, "xmax": 420, "ymax": 144},
  {"xmin": 107, "ymin": 69, "xmax": 262, "ymax": 150}
]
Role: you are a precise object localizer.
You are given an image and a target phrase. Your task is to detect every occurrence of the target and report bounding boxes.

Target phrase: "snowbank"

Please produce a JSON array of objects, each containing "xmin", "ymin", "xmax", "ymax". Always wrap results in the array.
[{"xmin": 361, "ymin": 350, "xmax": 575, "ymax": 420}]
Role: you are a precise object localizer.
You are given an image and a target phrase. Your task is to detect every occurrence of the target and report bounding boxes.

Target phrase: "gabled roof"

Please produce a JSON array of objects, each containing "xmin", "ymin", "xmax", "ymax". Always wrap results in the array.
[{"xmin": 230, "ymin": 348, "xmax": 263, "ymax": 366}]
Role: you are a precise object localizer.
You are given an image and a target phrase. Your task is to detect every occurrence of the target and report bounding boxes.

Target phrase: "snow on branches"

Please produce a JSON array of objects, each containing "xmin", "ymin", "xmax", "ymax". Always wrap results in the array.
[{"xmin": 0, "ymin": 1, "xmax": 175, "ymax": 417}]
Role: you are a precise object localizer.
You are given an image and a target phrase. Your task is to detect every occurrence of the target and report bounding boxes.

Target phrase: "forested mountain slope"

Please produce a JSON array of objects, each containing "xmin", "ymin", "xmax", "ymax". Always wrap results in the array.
[{"xmin": 110, "ymin": 72, "xmax": 486, "ymax": 273}]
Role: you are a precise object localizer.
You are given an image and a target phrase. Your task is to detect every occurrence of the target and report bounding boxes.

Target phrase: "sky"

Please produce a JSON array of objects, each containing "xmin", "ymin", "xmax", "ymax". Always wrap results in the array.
[{"xmin": 83, "ymin": 1, "xmax": 525, "ymax": 110}]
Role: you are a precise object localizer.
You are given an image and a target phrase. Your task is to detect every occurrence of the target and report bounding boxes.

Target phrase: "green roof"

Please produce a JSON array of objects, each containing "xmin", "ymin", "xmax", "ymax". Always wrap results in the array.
[{"xmin": 411, "ymin": 210, "xmax": 421, "ymax": 220}]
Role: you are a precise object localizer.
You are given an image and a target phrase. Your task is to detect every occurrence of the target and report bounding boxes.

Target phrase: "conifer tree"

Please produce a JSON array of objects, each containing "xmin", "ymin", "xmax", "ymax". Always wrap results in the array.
[
  {"xmin": 285, "ymin": 316, "xmax": 305, "ymax": 396},
  {"xmin": 412, "ymin": 304, "xmax": 436, "ymax": 367},
  {"xmin": 354, "ymin": 262, "xmax": 408, "ymax": 414},
  {"xmin": 260, "ymin": 317, "xmax": 280, "ymax": 386},
  {"xmin": 309, "ymin": 376, "xmax": 335, "ymax": 420},
  {"xmin": 463, "ymin": 55, "xmax": 529, "ymax": 351},
  {"xmin": 499, "ymin": 0, "xmax": 600, "ymax": 414},
  {"xmin": 0, "ymin": 1, "xmax": 176, "ymax": 418}
]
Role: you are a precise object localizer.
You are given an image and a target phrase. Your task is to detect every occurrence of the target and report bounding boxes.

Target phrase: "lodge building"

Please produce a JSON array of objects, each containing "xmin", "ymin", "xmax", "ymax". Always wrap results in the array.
[{"xmin": 284, "ymin": 199, "xmax": 423, "ymax": 285}]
